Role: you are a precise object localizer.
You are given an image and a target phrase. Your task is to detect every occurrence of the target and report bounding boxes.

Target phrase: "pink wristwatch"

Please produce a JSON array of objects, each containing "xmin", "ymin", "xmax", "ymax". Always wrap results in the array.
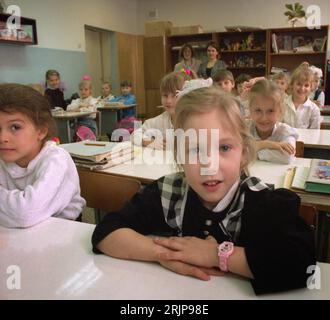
[{"xmin": 218, "ymin": 241, "xmax": 234, "ymax": 272}]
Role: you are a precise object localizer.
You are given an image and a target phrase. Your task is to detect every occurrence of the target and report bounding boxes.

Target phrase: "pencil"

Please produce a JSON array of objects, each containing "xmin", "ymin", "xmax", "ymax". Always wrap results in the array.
[{"xmin": 84, "ymin": 143, "xmax": 106, "ymax": 146}]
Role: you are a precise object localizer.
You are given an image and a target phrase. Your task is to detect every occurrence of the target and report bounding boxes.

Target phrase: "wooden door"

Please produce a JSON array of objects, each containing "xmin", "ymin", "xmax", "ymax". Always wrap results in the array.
[
  {"xmin": 85, "ymin": 28, "xmax": 103, "ymax": 96},
  {"xmin": 116, "ymin": 32, "xmax": 146, "ymax": 116}
]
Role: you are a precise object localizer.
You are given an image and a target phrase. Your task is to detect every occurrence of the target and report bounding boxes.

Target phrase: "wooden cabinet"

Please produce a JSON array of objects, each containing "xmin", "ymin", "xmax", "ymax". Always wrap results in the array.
[
  {"xmin": 268, "ymin": 25, "xmax": 328, "ymax": 88},
  {"xmin": 143, "ymin": 36, "xmax": 168, "ymax": 118},
  {"xmin": 161, "ymin": 26, "xmax": 329, "ymax": 86},
  {"xmin": 218, "ymin": 30, "xmax": 267, "ymax": 78},
  {"xmin": 0, "ymin": 13, "xmax": 37, "ymax": 45}
]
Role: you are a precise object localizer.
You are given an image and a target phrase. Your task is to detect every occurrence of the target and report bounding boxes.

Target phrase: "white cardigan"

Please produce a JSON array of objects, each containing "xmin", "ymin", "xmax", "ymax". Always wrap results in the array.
[{"xmin": 0, "ymin": 141, "xmax": 86, "ymax": 228}]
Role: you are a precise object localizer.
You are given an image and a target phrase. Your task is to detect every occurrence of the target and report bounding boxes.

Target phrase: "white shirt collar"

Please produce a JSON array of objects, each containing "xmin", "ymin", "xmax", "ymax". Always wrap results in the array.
[{"xmin": 212, "ymin": 179, "xmax": 240, "ymax": 212}]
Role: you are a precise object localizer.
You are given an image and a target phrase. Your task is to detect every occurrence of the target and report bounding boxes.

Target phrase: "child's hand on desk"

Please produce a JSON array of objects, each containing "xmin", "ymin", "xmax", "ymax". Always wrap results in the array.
[
  {"xmin": 154, "ymin": 236, "xmax": 224, "ymax": 280},
  {"xmin": 274, "ymin": 141, "xmax": 295, "ymax": 155}
]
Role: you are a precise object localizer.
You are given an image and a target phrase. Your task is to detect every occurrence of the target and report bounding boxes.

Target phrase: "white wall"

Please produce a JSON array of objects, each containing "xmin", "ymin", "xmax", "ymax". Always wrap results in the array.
[
  {"xmin": 5, "ymin": 0, "xmax": 139, "ymax": 51},
  {"xmin": 138, "ymin": 0, "xmax": 330, "ymax": 32}
]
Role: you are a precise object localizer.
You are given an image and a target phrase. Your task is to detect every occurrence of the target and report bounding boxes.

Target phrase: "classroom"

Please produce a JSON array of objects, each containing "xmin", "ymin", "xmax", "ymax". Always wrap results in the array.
[{"xmin": 0, "ymin": 0, "xmax": 330, "ymax": 301}]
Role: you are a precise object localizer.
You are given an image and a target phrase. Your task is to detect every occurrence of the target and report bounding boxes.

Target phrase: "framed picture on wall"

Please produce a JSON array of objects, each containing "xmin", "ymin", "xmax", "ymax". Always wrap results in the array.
[
  {"xmin": 0, "ymin": 13, "xmax": 38, "ymax": 45},
  {"xmin": 17, "ymin": 24, "xmax": 34, "ymax": 43}
]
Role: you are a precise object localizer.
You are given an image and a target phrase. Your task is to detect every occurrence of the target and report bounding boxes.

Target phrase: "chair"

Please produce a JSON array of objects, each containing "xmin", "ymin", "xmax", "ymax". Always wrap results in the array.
[
  {"xmin": 299, "ymin": 204, "xmax": 317, "ymax": 232},
  {"xmin": 295, "ymin": 140, "xmax": 304, "ymax": 158},
  {"xmin": 77, "ymin": 168, "xmax": 141, "ymax": 223}
]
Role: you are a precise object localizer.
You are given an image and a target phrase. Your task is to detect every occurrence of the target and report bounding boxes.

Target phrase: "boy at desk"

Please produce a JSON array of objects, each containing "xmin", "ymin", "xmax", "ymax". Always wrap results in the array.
[
  {"xmin": 109, "ymin": 80, "xmax": 136, "ymax": 118},
  {"xmin": 92, "ymin": 85, "xmax": 315, "ymax": 295}
]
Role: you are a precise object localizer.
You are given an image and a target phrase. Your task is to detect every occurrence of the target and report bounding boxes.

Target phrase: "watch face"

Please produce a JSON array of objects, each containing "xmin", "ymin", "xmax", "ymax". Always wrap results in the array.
[{"xmin": 220, "ymin": 242, "xmax": 233, "ymax": 253}]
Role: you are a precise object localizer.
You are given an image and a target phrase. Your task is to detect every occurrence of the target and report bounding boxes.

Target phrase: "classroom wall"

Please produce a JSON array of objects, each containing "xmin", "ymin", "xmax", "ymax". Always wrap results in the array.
[
  {"xmin": 0, "ymin": 0, "xmax": 139, "ymax": 96},
  {"xmin": 137, "ymin": 0, "xmax": 330, "ymax": 55}
]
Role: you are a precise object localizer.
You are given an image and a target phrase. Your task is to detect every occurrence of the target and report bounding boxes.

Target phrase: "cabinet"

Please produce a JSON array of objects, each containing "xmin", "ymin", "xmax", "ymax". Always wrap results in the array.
[
  {"xmin": 0, "ymin": 13, "xmax": 38, "ymax": 45},
  {"xmin": 268, "ymin": 25, "xmax": 328, "ymax": 88},
  {"xmin": 163, "ymin": 26, "xmax": 329, "ymax": 87},
  {"xmin": 143, "ymin": 36, "xmax": 168, "ymax": 118},
  {"xmin": 218, "ymin": 30, "xmax": 267, "ymax": 78}
]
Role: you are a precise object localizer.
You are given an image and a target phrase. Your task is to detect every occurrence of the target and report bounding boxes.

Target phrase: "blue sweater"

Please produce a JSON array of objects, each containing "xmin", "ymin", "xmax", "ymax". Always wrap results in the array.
[{"xmin": 110, "ymin": 94, "xmax": 136, "ymax": 117}]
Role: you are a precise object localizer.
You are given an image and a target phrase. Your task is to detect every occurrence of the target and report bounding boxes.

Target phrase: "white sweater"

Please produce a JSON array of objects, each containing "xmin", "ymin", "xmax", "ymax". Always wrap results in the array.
[
  {"xmin": 67, "ymin": 96, "xmax": 98, "ymax": 119},
  {"xmin": 0, "ymin": 141, "xmax": 86, "ymax": 228}
]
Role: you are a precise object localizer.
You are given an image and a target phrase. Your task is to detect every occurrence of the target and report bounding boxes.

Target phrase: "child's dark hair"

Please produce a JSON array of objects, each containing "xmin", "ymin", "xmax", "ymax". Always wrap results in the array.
[
  {"xmin": 213, "ymin": 70, "xmax": 234, "ymax": 84},
  {"xmin": 120, "ymin": 80, "xmax": 132, "ymax": 87},
  {"xmin": 179, "ymin": 43, "xmax": 195, "ymax": 59},
  {"xmin": 235, "ymin": 74, "xmax": 252, "ymax": 86},
  {"xmin": 0, "ymin": 84, "xmax": 57, "ymax": 142}
]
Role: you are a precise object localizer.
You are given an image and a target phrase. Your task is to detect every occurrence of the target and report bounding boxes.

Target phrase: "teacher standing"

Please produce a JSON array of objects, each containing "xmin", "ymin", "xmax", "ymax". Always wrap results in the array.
[{"xmin": 198, "ymin": 41, "xmax": 227, "ymax": 80}]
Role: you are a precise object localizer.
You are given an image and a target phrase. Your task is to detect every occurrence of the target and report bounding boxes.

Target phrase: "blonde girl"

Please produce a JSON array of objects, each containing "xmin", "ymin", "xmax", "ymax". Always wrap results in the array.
[
  {"xmin": 92, "ymin": 86, "xmax": 315, "ymax": 295},
  {"xmin": 249, "ymin": 79, "xmax": 298, "ymax": 164},
  {"xmin": 283, "ymin": 65, "xmax": 321, "ymax": 129}
]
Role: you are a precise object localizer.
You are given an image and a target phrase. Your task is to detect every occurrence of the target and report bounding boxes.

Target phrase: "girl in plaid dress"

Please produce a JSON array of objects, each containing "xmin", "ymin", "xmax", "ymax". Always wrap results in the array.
[{"xmin": 92, "ymin": 86, "xmax": 315, "ymax": 295}]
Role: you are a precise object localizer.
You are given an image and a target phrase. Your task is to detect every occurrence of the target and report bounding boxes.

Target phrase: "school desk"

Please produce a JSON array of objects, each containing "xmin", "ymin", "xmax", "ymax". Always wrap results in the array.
[
  {"xmin": 320, "ymin": 106, "xmax": 330, "ymax": 116},
  {"xmin": 52, "ymin": 110, "xmax": 97, "ymax": 143},
  {"xmin": 97, "ymin": 104, "xmax": 137, "ymax": 136},
  {"xmin": 321, "ymin": 116, "xmax": 330, "ymax": 129},
  {"xmin": 100, "ymin": 147, "xmax": 177, "ymax": 184},
  {"xmin": 296, "ymin": 128, "xmax": 330, "ymax": 160},
  {"xmin": 0, "ymin": 217, "xmax": 329, "ymax": 300}
]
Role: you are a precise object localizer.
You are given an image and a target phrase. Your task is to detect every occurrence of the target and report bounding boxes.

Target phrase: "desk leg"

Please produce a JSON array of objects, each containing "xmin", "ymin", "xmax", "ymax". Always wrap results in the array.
[
  {"xmin": 55, "ymin": 119, "xmax": 70, "ymax": 144},
  {"xmin": 100, "ymin": 110, "xmax": 118, "ymax": 136},
  {"xmin": 316, "ymin": 211, "xmax": 330, "ymax": 262}
]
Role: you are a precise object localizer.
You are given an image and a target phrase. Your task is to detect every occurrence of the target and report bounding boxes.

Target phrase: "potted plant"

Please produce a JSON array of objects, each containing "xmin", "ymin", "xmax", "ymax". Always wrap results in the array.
[{"xmin": 284, "ymin": 3, "xmax": 306, "ymax": 27}]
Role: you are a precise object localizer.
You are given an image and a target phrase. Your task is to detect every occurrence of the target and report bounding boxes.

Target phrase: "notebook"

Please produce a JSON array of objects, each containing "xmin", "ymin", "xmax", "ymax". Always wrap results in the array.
[{"xmin": 60, "ymin": 141, "xmax": 132, "ymax": 163}]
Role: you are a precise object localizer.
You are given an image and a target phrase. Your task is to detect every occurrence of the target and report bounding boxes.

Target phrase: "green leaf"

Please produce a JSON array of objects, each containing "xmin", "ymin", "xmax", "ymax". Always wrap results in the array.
[
  {"xmin": 284, "ymin": 11, "xmax": 292, "ymax": 17},
  {"xmin": 285, "ymin": 4, "xmax": 294, "ymax": 10}
]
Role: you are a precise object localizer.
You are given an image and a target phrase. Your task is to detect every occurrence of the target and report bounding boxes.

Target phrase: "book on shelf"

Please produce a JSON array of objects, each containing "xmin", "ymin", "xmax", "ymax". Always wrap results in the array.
[
  {"xmin": 270, "ymin": 66, "xmax": 288, "ymax": 74},
  {"xmin": 271, "ymin": 33, "xmax": 278, "ymax": 53},
  {"xmin": 312, "ymin": 36, "xmax": 327, "ymax": 52},
  {"xmin": 284, "ymin": 159, "xmax": 330, "ymax": 194},
  {"xmin": 60, "ymin": 140, "xmax": 133, "ymax": 163}
]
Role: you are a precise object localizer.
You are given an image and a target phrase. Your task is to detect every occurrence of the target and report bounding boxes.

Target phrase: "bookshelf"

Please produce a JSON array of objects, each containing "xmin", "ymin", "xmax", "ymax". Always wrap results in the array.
[
  {"xmin": 145, "ymin": 26, "xmax": 329, "ymax": 114},
  {"xmin": 0, "ymin": 13, "xmax": 38, "ymax": 45},
  {"xmin": 217, "ymin": 30, "xmax": 268, "ymax": 78},
  {"xmin": 268, "ymin": 25, "xmax": 328, "ymax": 88}
]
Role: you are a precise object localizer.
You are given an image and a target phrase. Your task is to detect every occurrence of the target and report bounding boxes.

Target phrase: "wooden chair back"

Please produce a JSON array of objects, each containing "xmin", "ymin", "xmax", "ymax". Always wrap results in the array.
[
  {"xmin": 299, "ymin": 204, "xmax": 317, "ymax": 231},
  {"xmin": 78, "ymin": 168, "xmax": 141, "ymax": 213},
  {"xmin": 295, "ymin": 140, "xmax": 304, "ymax": 158}
]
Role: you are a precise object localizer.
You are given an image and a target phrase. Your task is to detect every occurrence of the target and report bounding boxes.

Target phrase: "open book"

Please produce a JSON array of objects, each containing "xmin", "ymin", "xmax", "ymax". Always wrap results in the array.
[
  {"xmin": 284, "ymin": 159, "xmax": 330, "ymax": 194},
  {"xmin": 60, "ymin": 141, "xmax": 133, "ymax": 163}
]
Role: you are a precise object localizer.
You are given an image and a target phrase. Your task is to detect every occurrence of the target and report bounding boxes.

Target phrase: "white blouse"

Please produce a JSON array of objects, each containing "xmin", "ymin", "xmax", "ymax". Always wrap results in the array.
[{"xmin": 283, "ymin": 95, "xmax": 321, "ymax": 129}]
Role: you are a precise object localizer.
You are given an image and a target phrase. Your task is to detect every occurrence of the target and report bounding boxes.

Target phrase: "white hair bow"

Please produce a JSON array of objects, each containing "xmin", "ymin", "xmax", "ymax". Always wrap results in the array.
[{"xmin": 176, "ymin": 78, "xmax": 213, "ymax": 99}]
